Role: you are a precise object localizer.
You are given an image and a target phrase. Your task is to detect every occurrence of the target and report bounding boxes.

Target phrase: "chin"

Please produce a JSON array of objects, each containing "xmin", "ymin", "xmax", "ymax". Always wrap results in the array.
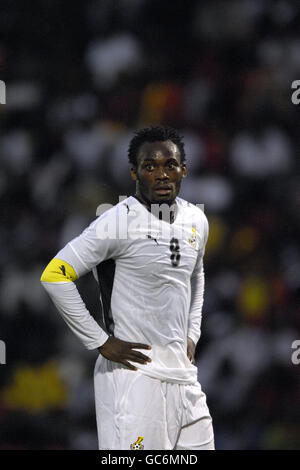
[
  {"xmin": 151, "ymin": 195, "xmax": 174, "ymax": 205},
  {"xmin": 157, "ymin": 191, "xmax": 178, "ymax": 204}
]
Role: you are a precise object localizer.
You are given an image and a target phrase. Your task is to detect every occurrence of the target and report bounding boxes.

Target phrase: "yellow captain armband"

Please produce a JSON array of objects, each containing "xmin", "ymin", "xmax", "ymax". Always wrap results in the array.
[{"xmin": 40, "ymin": 258, "xmax": 78, "ymax": 282}]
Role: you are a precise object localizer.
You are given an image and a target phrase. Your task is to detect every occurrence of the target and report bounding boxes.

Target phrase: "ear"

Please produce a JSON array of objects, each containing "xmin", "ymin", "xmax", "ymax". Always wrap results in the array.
[
  {"xmin": 181, "ymin": 163, "xmax": 187, "ymax": 178},
  {"xmin": 130, "ymin": 166, "xmax": 137, "ymax": 181}
]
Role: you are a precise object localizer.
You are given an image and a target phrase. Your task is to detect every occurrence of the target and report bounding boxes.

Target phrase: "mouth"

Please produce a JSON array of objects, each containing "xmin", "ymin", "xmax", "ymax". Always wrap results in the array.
[{"xmin": 153, "ymin": 186, "xmax": 172, "ymax": 195}]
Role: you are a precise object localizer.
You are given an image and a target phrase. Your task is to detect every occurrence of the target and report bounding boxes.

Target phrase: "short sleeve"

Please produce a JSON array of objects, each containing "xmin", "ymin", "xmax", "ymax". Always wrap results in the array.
[{"xmin": 56, "ymin": 207, "xmax": 125, "ymax": 278}]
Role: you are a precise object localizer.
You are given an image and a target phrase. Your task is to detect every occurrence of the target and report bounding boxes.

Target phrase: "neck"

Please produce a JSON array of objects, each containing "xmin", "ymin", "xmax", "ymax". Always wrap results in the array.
[{"xmin": 133, "ymin": 191, "xmax": 177, "ymax": 224}]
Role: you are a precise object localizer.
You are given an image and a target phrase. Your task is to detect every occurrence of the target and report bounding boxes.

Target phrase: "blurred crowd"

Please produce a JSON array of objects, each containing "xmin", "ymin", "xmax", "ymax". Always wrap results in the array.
[{"xmin": 0, "ymin": 0, "xmax": 300, "ymax": 449}]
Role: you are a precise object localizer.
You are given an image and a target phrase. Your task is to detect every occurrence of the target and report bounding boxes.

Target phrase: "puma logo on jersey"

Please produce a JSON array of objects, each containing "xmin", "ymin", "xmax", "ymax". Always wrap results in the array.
[
  {"xmin": 147, "ymin": 234, "xmax": 159, "ymax": 245},
  {"xmin": 59, "ymin": 265, "xmax": 66, "ymax": 276}
]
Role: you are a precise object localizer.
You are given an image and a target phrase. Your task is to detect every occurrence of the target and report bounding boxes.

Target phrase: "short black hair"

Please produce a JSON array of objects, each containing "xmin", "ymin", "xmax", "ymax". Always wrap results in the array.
[{"xmin": 128, "ymin": 125, "xmax": 186, "ymax": 166}]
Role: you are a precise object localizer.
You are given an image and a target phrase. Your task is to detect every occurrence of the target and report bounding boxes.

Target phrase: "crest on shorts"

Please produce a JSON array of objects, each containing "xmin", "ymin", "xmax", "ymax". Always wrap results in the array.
[{"xmin": 130, "ymin": 436, "xmax": 144, "ymax": 450}]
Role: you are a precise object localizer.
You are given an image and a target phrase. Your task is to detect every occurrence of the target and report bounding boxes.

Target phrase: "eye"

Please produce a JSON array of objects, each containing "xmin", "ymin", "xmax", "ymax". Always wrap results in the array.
[
  {"xmin": 167, "ymin": 162, "xmax": 176, "ymax": 169},
  {"xmin": 145, "ymin": 164, "xmax": 154, "ymax": 171}
]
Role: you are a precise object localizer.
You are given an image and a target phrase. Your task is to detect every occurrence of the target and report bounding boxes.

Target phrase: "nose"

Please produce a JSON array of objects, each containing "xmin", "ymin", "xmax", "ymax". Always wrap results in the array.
[{"xmin": 155, "ymin": 167, "xmax": 169, "ymax": 181}]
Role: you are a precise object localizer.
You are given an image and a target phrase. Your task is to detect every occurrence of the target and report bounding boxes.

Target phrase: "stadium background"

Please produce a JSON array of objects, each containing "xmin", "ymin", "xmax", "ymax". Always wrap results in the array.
[{"xmin": 0, "ymin": 0, "xmax": 299, "ymax": 449}]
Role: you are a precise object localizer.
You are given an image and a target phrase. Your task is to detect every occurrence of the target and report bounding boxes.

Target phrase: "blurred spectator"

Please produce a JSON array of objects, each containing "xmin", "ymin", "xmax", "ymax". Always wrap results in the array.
[{"xmin": 0, "ymin": 0, "xmax": 299, "ymax": 450}]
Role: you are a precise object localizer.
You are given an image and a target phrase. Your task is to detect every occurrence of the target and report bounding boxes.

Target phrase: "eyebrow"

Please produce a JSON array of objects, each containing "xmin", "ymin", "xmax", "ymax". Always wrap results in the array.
[{"xmin": 142, "ymin": 157, "xmax": 179, "ymax": 164}]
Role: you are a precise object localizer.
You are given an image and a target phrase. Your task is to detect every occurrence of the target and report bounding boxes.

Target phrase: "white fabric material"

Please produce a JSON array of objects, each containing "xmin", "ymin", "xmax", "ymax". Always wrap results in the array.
[
  {"xmin": 188, "ymin": 262, "xmax": 205, "ymax": 346},
  {"xmin": 94, "ymin": 354, "xmax": 214, "ymax": 450},
  {"xmin": 41, "ymin": 281, "xmax": 109, "ymax": 349},
  {"xmin": 42, "ymin": 196, "xmax": 209, "ymax": 384}
]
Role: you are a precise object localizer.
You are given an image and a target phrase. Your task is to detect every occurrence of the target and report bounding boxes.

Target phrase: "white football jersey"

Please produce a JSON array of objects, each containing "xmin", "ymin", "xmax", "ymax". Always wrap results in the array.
[{"xmin": 56, "ymin": 196, "xmax": 209, "ymax": 384}]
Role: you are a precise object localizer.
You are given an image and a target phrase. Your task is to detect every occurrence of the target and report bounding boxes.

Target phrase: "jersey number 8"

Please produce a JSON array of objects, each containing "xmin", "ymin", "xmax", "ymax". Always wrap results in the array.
[{"xmin": 170, "ymin": 237, "xmax": 180, "ymax": 267}]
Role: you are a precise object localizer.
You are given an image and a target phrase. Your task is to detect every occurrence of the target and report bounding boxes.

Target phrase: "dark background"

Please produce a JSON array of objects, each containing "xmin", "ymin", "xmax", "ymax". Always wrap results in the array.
[{"xmin": 0, "ymin": 0, "xmax": 299, "ymax": 449}]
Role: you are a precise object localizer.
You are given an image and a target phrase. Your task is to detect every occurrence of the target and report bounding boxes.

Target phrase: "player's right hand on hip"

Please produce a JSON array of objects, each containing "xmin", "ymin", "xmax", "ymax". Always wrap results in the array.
[{"xmin": 98, "ymin": 336, "xmax": 152, "ymax": 371}]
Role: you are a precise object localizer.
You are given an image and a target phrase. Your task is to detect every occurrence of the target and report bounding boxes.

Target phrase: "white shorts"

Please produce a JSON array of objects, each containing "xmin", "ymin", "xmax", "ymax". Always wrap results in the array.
[{"xmin": 94, "ymin": 355, "xmax": 214, "ymax": 450}]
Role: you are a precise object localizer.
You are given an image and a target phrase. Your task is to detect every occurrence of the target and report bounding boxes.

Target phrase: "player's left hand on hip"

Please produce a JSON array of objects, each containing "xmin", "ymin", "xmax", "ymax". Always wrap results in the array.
[{"xmin": 187, "ymin": 336, "xmax": 196, "ymax": 364}]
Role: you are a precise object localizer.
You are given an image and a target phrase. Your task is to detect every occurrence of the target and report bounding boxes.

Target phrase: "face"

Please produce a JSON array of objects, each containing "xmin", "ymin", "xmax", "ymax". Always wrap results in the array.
[{"xmin": 130, "ymin": 140, "xmax": 187, "ymax": 205}]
